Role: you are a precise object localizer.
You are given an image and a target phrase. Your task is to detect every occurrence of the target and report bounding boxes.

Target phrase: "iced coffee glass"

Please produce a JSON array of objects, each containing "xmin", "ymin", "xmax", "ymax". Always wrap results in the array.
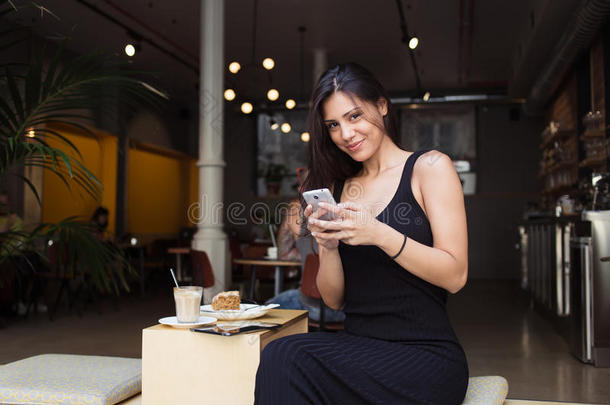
[{"xmin": 173, "ymin": 286, "xmax": 203, "ymax": 323}]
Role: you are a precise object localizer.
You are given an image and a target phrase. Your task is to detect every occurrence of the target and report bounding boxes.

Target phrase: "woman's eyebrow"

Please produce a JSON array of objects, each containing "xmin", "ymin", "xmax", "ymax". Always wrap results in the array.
[{"xmin": 323, "ymin": 106, "xmax": 361, "ymax": 122}]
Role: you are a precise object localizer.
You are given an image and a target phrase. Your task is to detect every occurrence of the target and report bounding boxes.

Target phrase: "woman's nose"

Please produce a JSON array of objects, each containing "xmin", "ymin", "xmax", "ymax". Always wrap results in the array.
[{"xmin": 341, "ymin": 124, "xmax": 355, "ymax": 141}]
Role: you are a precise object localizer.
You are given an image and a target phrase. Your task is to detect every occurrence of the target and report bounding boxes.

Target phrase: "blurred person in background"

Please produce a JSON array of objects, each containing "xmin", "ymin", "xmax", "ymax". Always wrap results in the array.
[
  {"xmin": 90, "ymin": 206, "xmax": 110, "ymax": 242},
  {"xmin": 266, "ymin": 168, "xmax": 345, "ymax": 323}
]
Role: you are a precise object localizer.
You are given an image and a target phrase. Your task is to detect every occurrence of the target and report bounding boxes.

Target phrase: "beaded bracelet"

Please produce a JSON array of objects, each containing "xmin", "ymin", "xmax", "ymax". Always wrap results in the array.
[{"xmin": 390, "ymin": 234, "xmax": 407, "ymax": 260}]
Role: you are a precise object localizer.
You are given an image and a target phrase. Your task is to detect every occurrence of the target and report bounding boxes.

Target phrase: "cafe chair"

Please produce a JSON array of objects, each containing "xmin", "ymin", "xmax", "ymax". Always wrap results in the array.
[
  {"xmin": 37, "ymin": 242, "xmax": 77, "ymax": 321},
  {"xmin": 300, "ymin": 254, "xmax": 344, "ymax": 332},
  {"xmin": 190, "ymin": 249, "xmax": 215, "ymax": 297}
]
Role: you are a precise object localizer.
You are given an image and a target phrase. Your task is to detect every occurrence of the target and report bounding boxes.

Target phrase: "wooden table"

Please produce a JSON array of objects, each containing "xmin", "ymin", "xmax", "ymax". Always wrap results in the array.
[
  {"xmin": 167, "ymin": 247, "xmax": 189, "ymax": 281},
  {"xmin": 142, "ymin": 309, "xmax": 308, "ymax": 405},
  {"xmin": 233, "ymin": 258, "xmax": 301, "ymax": 299}
]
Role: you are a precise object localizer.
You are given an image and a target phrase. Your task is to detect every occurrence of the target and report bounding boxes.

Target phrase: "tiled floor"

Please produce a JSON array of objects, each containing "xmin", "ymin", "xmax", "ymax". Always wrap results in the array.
[
  {"xmin": 0, "ymin": 280, "xmax": 608, "ymax": 404},
  {"xmin": 448, "ymin": 281, "xmax": 610, "ymax": 404}
]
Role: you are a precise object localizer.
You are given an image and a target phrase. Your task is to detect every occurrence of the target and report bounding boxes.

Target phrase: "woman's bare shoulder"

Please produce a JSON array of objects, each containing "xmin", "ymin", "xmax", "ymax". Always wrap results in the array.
[{"xmin": 415, "ymin": 150, "xmax": 454, "ymax": 177}]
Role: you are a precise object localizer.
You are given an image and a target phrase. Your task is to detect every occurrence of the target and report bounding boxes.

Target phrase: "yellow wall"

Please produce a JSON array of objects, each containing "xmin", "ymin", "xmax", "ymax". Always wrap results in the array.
[
  {"xmin": 42, "ymin": 127, "xmax": 117, "ymax": 233},
  {"xmin": 127, "ymin": 146, "xmax": 198, "ymax": 235}
]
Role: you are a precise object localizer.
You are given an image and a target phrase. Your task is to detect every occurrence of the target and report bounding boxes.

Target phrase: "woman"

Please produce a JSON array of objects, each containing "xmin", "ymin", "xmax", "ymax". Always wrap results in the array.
[
  {"xmin": 90, "ymin": 206, "xmax": 110, "ymax": 242},
  {"xmin": 276, "ymin": 199, "xmax": 302, "ymax": 261},
  {"xmin": 254, "ymin": 63, "xmax": 469, "ymax": 405}
]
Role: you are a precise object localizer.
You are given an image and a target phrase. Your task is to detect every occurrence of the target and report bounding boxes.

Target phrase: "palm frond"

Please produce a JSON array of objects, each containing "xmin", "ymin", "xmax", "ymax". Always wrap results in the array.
[
  {"xmin": 0, "ymin": 219, "xmax": 134, "ymax": 293},
  {"xmin": 0, "ymin": 16, "xmax": 166, "ymax": 295}
]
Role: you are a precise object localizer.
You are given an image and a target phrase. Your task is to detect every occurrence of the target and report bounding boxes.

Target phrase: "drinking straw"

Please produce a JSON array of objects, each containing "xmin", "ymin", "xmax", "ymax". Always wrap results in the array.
[
  {"xmin": 269, "ymin": 224, "xmax": 277, "ymax": 247},
  {"xmin": 169, "ymin": 268, "xmax": 180, "ymax": 288}
]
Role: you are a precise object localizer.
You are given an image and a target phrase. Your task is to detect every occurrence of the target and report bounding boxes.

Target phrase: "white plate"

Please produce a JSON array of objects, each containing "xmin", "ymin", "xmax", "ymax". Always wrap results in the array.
[
  {"xmin": 263, "ymin": 255, "xmax": 278, "ymax": 260},
  {"xmin": 158, "ymin": 316, "xmax": 217, "ymax": 328},
  {"xmin": 200, "ymin": 303, "xmax": 280, "ymax": 320}
]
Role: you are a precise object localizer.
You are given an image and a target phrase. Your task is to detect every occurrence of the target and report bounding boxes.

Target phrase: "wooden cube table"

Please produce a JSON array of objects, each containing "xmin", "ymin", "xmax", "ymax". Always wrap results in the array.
[{"xmin": 142, "ymin": 309, "xmax": 308, "ymax": 405}]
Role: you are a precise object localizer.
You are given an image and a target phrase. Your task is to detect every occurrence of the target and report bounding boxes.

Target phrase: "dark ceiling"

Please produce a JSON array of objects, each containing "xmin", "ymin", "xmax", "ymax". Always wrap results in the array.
[{"xmin": 3, "ymin": 1, "xmax": 564, "ymax": 109}]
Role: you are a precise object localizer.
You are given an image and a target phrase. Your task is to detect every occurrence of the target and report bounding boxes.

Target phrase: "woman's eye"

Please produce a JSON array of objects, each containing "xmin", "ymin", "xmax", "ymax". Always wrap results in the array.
[
  {"xmin": 326, "ymin": 122, "xmax": 338, "ymax": 130},
  {"xmin": 350, "ymin": 113, "xmax": 360, "ymax": 120}
]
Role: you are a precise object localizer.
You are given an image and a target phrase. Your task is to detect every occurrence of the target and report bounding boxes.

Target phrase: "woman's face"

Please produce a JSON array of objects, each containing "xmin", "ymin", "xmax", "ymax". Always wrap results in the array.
[
  {"xmin": 321, "ymin": 91, "xmax": 388, "ymax": 162},
  {"xmin": 97, "ymin": 214, "xmax": 108, "ymax": 228}
]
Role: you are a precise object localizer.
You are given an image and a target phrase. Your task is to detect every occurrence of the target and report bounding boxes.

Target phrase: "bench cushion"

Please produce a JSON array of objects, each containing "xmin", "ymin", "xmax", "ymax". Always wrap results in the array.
[
  {"xmin": 0, "ymin": 354, "xmax": 141, "ymax": 405},
  {"xmin": 462, "ymin": 376, "xmax": 509, "ymax": 405}
]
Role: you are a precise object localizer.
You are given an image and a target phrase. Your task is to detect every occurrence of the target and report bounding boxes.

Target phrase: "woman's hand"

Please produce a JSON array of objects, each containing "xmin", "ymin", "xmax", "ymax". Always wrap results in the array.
[
  {"xmin": 304, "ymin": 203, "xmax": 340, "ymax": 249},
  {"xmin": 306, "ymin": 201, "xmax": 384, "ymax": 247}
]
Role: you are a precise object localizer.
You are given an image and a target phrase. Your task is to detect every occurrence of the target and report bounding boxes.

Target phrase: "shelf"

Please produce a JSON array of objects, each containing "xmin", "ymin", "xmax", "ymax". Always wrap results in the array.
[
  {"xmin": 580, "ymin": 129, "xmax": 606, "ymax": 140},
  {"xmin": 579, "ymin": 156, "xmax": 607, "ymax": 168},
  {"xmin": 542, "ymin": 184, "xmax": 577, "ymax": 195},
  {"xmin": 539, "ymin": 161, "xmax": 578, "ymax": 177},
  {"xmin": 540, "ymin": 129, "xmax": 577, "ymax": 150}
]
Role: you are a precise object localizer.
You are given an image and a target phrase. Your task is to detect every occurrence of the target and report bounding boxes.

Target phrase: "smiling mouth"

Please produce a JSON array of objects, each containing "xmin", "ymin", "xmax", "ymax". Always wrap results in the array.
[{"xmin": 347, "ymin": 140, "xmax": 364, "ymax": 151}]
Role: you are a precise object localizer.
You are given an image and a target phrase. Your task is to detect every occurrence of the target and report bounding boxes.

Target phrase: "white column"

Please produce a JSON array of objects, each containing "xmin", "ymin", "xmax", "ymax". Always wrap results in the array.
[{"xmin": 193, "ymin": 0, "xmax": 229, "ymax": 302}]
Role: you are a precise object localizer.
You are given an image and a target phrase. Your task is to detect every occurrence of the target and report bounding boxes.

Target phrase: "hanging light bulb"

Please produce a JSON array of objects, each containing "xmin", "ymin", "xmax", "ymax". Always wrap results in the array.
[
  {"xmin": 270, "ymin": 120, "xmax": 279, "ymax": 130},
  {"xmin": 285, "ymin": 99, "xmax": 296, "ymax": 109},
  {"xmin": 267, "ymin": 89, "xmax": 279, "ymax": 101},
  {"xmin": 262, "ymin": 57, "xmax": 275, "ymax": 70},
  {"xmin": 224, "ymin": 89, "xmax": 236, "ymax": 101},
  {"xmin": 241, "ymin": 102, "xmax": 253, "ymax": 114},
  {"xmin": 408, "ymin": 37, "xmax": 419, "ymax": 50},
  {"xmin": 125, "ymin": 44, "xmax": 136, "ymax": 57},
  {"xmin": 301, "ymin": 132, "xmax": 310, "ymax": 142},
  {"xmin": 281, "ymin": 123, "xmax": 291, "ymax": 133},
  {"xmin": 229, "ymin": 61, "xmax": 241, "ymax": 74},
  {"xmin": 423, "ymin": 91, "xmax": 430, "ymax": 102}
]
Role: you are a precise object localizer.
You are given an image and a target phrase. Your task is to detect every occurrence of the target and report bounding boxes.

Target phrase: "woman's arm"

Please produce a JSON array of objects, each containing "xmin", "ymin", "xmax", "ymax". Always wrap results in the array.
[
  {"xmin": 375, "ymin": 152, "xmax": 468, "ymax": 293},
  {"xmin": 316, "ymin": 246, "xmax": 345, "ymax": 310},
  {"xmin": 285, "ymin": 200, "xmax": 303, "ymax": 238}
]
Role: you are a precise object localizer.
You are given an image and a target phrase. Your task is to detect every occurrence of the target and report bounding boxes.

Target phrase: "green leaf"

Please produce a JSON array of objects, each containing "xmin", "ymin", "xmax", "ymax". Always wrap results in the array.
[
  {"xmin": 14, "ymin": 173, "xmax": 41, "ymax": 204},
  {"xmin": 5, "ymin": 68, "xmax": 24, "ymax": 124}
]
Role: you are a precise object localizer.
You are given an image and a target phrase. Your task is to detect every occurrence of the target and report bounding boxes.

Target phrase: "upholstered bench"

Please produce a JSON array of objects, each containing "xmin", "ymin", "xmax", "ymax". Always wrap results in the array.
[
  {"xmin": 463, "ymin": 376, "xmax": 509, "ymax": 405},
  {"xmin": 0, "ymin": 354, "xmax": 141, "ymax": 405}
]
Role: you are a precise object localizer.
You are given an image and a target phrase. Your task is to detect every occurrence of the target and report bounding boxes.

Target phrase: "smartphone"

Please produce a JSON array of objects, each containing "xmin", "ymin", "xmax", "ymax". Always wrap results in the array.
[
  {"xmin": 190, "ymin": 322, "xmax": 281, "ymax": 336},
  {"xmin": 302, "ymin": 188, "xmax": 339, "ymax": 221}
]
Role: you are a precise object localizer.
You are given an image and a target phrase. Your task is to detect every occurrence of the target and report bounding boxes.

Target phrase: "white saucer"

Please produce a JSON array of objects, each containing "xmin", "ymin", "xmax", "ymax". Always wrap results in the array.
[{"xmin": 158, "ymin": 315, "xmax": 217, "ymax": 328}]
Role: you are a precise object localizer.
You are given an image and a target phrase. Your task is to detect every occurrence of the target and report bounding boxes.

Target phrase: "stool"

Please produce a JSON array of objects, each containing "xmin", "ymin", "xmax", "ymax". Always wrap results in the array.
[
  {"xmin": 463, "ymin": 376, "xmax": 509, "ymax": 405},
  {"xmin": 0, "ymin": 354, "xmax": 141, "ymax": 405}
]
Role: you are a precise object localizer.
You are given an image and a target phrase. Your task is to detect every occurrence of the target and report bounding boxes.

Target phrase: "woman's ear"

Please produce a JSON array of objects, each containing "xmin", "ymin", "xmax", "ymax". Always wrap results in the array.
[{"xmin": 377, "ymin": 98, "xmax": 388, "ymax": 116}]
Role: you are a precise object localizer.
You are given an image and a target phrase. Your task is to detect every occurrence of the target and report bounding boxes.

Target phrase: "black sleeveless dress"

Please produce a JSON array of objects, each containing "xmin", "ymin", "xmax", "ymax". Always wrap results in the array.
[{"xmin": 254, "ymin": 151, "xmax": 469, "ymax": 405}]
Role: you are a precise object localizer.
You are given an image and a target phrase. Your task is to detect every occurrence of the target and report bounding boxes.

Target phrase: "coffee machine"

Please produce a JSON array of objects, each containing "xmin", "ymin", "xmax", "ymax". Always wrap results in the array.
[{"xmin": 591, "ymin": 173, "xmax": 610, "ymax": 211}]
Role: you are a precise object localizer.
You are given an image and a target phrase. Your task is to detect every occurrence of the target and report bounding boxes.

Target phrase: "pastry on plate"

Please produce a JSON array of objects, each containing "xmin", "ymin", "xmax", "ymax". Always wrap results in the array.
[{"xmin": 211, "ymin": 290, "xmax": 240, "ymax": 310}]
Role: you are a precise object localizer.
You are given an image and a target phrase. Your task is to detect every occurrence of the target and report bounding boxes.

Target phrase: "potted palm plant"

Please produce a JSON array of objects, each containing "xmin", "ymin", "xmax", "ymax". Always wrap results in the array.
[{"xmin": 0, "ymin": 0, "xmax": 165, "ymax": 298}]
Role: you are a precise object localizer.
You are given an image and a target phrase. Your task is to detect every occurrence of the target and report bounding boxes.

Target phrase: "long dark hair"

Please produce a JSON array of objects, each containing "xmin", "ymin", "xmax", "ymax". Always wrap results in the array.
[{"xmin": 301, "ymin": 63, "xmax": 400, "ymax": 194}]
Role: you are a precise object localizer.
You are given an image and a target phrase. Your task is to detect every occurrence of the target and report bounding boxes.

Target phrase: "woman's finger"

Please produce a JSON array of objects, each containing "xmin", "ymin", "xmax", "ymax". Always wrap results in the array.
[
  {"xmin": 337, "ymin": 201, "xmax": 361, "ymax": 212},
  {"xmin": 318, "ymin": 202, "xmax": 354, "ymax": 220},
  {"xmin": 312, "ymin": 230, "xmax": 343, "ymax": 240},
  {"xmin": 309, "ymin": 218, "xmax": 347, "ymax": 231},
  {"xmin": 303, "ymin": 204, "xmax": 313, "ymax": 218}
]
